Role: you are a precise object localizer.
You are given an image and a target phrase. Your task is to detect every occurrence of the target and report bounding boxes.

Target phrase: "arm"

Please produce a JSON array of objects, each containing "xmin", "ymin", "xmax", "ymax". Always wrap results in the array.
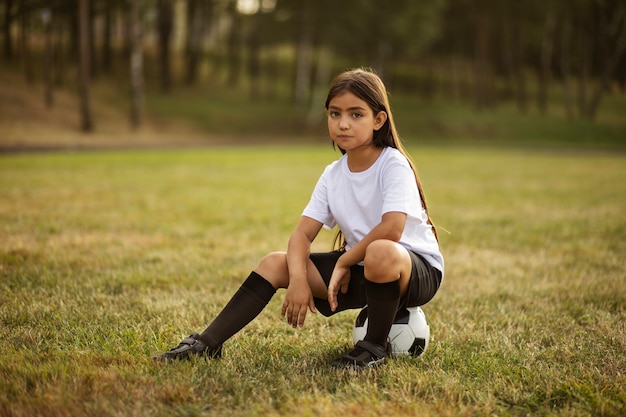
[
  {"xmin": 281, "ymin": 216, "xmax": 323, "ymax": 328},
  {"xmin": 327, "ymin": 211, "xmax": 407, "ymax": 311}
]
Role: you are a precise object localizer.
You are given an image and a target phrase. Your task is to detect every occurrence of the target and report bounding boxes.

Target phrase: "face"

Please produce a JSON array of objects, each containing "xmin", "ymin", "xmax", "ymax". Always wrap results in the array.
[{"xmin": 327, "ymin": 91, "xmax": 387, "ymax": 152}]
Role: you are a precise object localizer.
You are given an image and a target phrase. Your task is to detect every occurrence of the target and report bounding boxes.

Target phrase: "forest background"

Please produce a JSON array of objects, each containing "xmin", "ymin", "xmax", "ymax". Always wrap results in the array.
[{"xmin": 1, "ymin": 0, "xmax": 625, "ymax": 150}]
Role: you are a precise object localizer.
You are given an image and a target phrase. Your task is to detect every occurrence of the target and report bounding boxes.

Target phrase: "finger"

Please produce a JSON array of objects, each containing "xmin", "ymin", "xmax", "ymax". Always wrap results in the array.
[
  {"xmin": 284, "ymin": 303, "xmax": 294, "ymax": 324},
  {"xmin": 292, "ymin": 307, "xmax": 304, "ymax": 328},
  {"xmin": 328, "ymin": 290, "xmax": 337, "ymax": 312},
  {"xmin": 289, "ymin": 306, "xmax": 298, "ymax": 327},
  {"xmin": 309, "ymin": 299, "xmax": 317, "ymax": 314},
  {"xmin": 297, "ymin": 307, "xmax": 307, "ymax": 327}
]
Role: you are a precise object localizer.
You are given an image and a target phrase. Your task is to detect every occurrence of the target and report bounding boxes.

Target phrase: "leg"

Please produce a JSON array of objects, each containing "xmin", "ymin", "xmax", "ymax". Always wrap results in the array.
[
  {"xmin": 363, "ymin": 239, "xmax": 413, "ymax": 292},
  {"xmin": 154, "ymin": 251, "xmax": 328, "ymax": 361},
  {"xmin": 362, "ymin": 239, "xmax": 413, "ymax": 347},
  {"xmin": 153, "ymin": 267, "xmax": 277, "ymax": 362},
  {"xmin": 255, "ymin": 251, "xmax": 330, "ymax": 299},
  {"xmin": 331, "ymin": 240, "xmax": 413, "ymax": 369},
  {"xmin": 198, "ymin": 251, "xmax": 330, "ymax": 346}
]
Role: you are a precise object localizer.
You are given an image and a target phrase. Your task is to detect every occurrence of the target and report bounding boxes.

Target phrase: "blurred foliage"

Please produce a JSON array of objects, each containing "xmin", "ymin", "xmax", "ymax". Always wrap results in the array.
[{"xmin": 0, "ymin": 0, "xmax": 625, "ymax": 139}]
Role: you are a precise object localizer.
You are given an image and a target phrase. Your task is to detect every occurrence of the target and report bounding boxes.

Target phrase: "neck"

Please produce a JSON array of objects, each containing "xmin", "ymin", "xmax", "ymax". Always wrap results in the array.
[{"xmin": 346, "ymin": 146, "xmax": 383, "ymax": 172}]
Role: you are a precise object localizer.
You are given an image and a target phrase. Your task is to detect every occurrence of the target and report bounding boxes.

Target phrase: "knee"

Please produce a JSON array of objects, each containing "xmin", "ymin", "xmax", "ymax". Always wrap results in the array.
[
  {"xmin": 364, "ymin": 240, "xmax": 401, "ymax": 280},
  {"xmin": 255, "ymin": 251, "xmax": 288, "ymax": 287}
]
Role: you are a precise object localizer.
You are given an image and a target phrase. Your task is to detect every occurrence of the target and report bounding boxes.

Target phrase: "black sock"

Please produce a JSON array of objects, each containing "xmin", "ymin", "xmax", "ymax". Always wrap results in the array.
[
  {"xmin": 363, "ymin": 279, "xmax": 400, "ymax": 348},
  {"xmin": 198, "ymin": 271, "xmax": 276, "ymax": 349}
]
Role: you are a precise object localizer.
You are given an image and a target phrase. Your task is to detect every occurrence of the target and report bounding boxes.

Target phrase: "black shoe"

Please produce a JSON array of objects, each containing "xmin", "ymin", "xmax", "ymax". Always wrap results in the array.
[
  {"xmin": 330, "ymin": 340, "xmax": 389, "ymax": 370},
  {"xmin": 153, "ymin": 333, "xmax": 222, "ymax": 361}
]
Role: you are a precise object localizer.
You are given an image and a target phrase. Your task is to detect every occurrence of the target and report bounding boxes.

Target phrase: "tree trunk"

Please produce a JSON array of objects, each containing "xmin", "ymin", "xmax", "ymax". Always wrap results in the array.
[
  {"xmin": 264, "ymin": 50, "xmax": 278, "ymax": 100},
  {"xmin": 577, "ymin": 34, "xmax": 590, "ymax": 118},
  {"xmin": 372, "ymin": 4, "xmax": 390, "ymax": 84},
  {"xmin": 78, "ymin": 0, "xmax": 93, "ymax": 132},
  {"xmin": 294, "ymin": 0, "xmax": 313, "ymax": 106},
  {"xmin": 129, "ymin": 0, "xmax": 144, "ymax": 130},
  {"xmin": 53, "ymin": 18, "xmax": 65, "ymax": 87},
  {"xmin": 158, "ymin": 0, "xmax": 174, "ymax": 93},
  {"xmin": 19, "ymin": 0, "xmax": 33, "ymax": 83},
  {"xmin": 560, "ymin": 18, "xmax": 574, "ymax": 120},
  {"xmin": 185, "ymin": 0, "xmax": 211, "ymax": 85},
  {"xmin": 537, "ymin": 1, "xmax": 556, "ymax": 115},
  {"xmin": 88, "ymin": 0, "xmax": 97, "ymax": 78},
  {"xmin": 374, "ymin": 40, "xmax": 392, "ymax": 84},
  {"xmin": 102, "ymin": 0, "xmax": 113, "ymax": 73},
  {"xmin": 67, "ymin": 1, "xmax": 79, "ymax": 60},
  {"xmin": 473, "ymin": 12, "xmax": 490, "ymax": 111},
  {"xmin": 3, "ymin": 0, "xmax": 14, "ymax": 60},
  {"xmin": 449, "ymin": 55, "xmax": 462, "ymax": 102},
  {"xmin": 584, "ymin": 4, "xmax": 626, "ymax": 120},
  {"xmin": 503, "ymin": 20, "xmax": 527, "ymax": 113},
  {"xmin": 185, "ymin": 0, "xmax": 200, "ymax": 85},
  {"xmin": 226, "ymin": 0, "xmax": 241, "ymax": 87},
  {"xmin": 306, "ymin": 47, "xmax": 332, "ymax": 128},
  {"xmin": 246, "ymin": 18, "xmax": 261, "ymax": 100},
  {"xmin": 43, "ymin": 9, "xmax": 54, "ymax": 108}
]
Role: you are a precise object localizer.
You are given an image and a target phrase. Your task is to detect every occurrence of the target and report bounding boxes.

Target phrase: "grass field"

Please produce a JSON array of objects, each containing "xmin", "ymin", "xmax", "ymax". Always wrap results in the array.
[{"xmin": 0, "ymin": 145, "xmax": 625, "ymax": 416}]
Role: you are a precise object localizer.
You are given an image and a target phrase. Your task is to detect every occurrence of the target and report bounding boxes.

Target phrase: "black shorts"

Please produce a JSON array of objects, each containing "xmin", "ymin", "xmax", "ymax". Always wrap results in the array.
[{"xmin": 309, "ymin": 249, "xmax": 442, "ymax": 317}]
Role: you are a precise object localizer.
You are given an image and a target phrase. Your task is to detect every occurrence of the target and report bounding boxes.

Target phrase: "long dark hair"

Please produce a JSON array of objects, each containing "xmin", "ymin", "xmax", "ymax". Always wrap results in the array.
[{"xmin": 325, "ymin": 68, "xmax": 438, "ymax": 249}]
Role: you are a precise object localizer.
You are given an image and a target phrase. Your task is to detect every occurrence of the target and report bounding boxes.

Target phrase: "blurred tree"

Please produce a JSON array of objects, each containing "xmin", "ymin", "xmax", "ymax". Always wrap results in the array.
[
  {"xmin": 88, "ymin": 0, "xmax": 96, "ymax": 77},
  {"xmin": 158, "ymin": 0, "xmax": 173, "ymax": 92},
  {"xmin": 42, "ymin": 6, "xmax": 53, "ymax": 107},
  {"xmin": 78, "ymin": 0, "xmax": 93, "ymax": 131},
  {"xmin": 2, "ymin": 0, "xmax": 15, "ymax": 60},
  {"xmin": 244, "ymin": 11, "xmax": 261, "ymax": 100},
  {"xmin": 537, "ymin": 0, "xmax": 557, "ymax": 115},
  {"xmin": 226, "ymin": 0, "xmax": 241, "ymax": 87},
  {"xmin": 559, "ymin": 7, "xmax": 574, "ymax": 120},
  {"xmin": 101, "ymin": 0, "xmax": 113, "ymax": 73},
  {"xmin": 3, "ymin": 0, "xmax": 625, "ymax": 134},
  {"xmin": 129, "ymin": 0, "xmax": 144, "ymax": 129},
  {"xmin": 184, "ymin": 0, "xmax": 212, "ymax": 85},
  {"xmin": 293, "ymin": 0, "xmax": 312, "ymax": 106},
  {"xmin": 496, "ymin": 0, "xmax": 529, "ymax": 113},
  {"xmin": 18, "ymin": 0, "xmax": 34, "ymax": 83},
  {"xmin": 313, "ymin": 0, "xmax": 446, "ymax": 87},
  {"xmin": 471, "ymin": 0, "xmax": 493, "ymax": 110},
  {"xmin": 583, "ymin": 0, "xmax": 626, "ymax": 120},
  {"xmin": 377, "ymin": 0, "xmax": 446, "ymax": 82}
]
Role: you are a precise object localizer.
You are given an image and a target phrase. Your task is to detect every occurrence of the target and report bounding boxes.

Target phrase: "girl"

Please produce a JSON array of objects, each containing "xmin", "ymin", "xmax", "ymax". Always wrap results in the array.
[{"xmin": 154, "ymin": 68, "xmax": 444, "ymax": 370}]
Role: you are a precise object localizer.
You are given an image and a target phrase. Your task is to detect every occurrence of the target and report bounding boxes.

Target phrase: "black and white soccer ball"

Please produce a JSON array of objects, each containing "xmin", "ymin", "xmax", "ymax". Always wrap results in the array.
[{"xmin": 352, "ymin": 306, "xmax": 430, "ymax": 357}]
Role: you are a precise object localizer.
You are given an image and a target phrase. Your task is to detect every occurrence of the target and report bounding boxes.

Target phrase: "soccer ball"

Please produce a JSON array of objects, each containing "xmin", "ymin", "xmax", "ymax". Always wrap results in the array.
[{"xmin": 352, "ymin": 306, "xmax": 430, "ymax": 357}]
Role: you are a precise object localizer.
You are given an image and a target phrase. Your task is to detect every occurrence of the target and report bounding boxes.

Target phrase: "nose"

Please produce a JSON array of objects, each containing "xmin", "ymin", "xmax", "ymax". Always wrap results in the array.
[{"xmin": 339, "ymin": 117, "xmax": 349, "ymax": 130}]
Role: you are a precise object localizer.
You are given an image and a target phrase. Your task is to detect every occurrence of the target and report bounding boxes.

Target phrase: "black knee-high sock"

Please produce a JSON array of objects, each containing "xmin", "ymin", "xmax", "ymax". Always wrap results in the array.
[
  {"xmin": 198, "ymin": 272, "xmax": 276, "ymax": 349},
  {"xmin": 363, "ymin": 279, "xmax": 401, "ymax": 348}
]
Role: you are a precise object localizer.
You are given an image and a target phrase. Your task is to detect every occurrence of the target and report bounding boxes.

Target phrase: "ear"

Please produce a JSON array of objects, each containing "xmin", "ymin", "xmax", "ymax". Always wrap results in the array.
[{"xmin": 373, "ymin": 111, "xmax": 388, "ymax": 131}]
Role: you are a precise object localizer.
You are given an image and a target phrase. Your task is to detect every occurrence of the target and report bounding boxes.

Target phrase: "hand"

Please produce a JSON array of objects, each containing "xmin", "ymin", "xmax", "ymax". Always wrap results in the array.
[
  {"xmin": 281, "ymin": 281, "xmax": 317, "ymax": 328},
  {"xmin": 327, "ymin": 262, "xmax": 351, "ymax": 312}
]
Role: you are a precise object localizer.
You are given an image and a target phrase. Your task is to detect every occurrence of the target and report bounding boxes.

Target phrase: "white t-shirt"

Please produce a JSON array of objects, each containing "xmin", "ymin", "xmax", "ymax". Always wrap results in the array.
[{"xmin": 302, "ymin": 147, "xmax": 444, "ymax": 275}]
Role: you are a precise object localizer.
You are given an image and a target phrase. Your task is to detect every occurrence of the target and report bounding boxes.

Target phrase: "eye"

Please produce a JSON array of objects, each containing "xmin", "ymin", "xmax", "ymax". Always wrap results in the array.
[{"xmin": 352, "ymin": 112, "xmax": 362, "ymax": 118}]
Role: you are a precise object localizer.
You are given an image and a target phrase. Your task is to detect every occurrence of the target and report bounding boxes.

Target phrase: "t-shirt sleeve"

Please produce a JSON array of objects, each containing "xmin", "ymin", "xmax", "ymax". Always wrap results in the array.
[
  {"xmin": 381, "ymin": 157, "xmax": 423, "ymax": 219},
  {"xmin": 302, "ymin": 166, "xmax": 336, "ymax": 229}
]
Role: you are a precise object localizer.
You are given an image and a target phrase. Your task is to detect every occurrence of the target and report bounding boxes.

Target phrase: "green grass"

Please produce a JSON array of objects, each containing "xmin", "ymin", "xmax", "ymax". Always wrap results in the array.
[{"xmin": 1, "ymin": 146, "xmax": 625, "ymax": 416}]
